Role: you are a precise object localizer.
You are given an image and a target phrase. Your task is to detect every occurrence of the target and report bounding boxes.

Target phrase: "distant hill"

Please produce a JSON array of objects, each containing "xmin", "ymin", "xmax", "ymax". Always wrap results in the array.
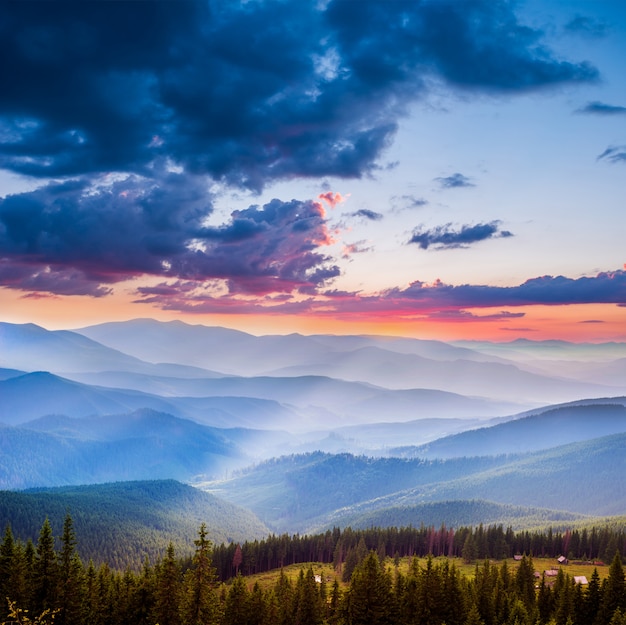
[
  {"xmin": 314, "ymin": 499, "xmax": 587, "ymax": 534},
  {"xmin": 0, "ymin": 409, "xmax": 258, "ymax": 488},
  {"xmin": 0, "ymin": 367, "xmax": 24, "ymax": 381},
  {"xmin": 407, "ymin": 432, "xmax": 626, "ymax": 517},
  {"xmin": 207, "ymin": 432, "xmax": 626, "ymax": 532},
  {"xmin": 0, "ymin": 480, "xmax": 269, "ymax": 569},
  {"xmin": 205, "ymin": 452, "xmax": 515, "ymax": 532},
  {"xmin": 402, "ymin": 401, "xmax": 626, "ymax": 459},
  {"xmin": 0, "ymin": 367, "xmax": 519, "ymax": 433},
  {"xmin": 0, "ymin": 371, "xmax": 176, "ymax": 424},
  {"xmin": 0, "ymin": 370, "xmax": 308, "ymax": 430},
  {"xmin": 0, "ymin": 321, "xmax": 151, "ymax": 373}
]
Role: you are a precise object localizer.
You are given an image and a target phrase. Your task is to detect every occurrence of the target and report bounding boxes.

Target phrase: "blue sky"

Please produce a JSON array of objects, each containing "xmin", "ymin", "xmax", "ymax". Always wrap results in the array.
[{"xmin": 0, "ymin": 0, "xmax": 624, "ymax": 340}]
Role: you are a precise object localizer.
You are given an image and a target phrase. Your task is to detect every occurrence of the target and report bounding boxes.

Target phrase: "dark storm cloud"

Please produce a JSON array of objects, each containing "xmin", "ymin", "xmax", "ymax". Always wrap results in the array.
[
  {"xmin": 409, "ymin": 221, "xmax": 513, "ymax": 250},
  {"xmin": 0, "ymin": 174, "xmax": 338, "ymax": 296},
  {"xmin": 579, "ymin": 101, "xmax": 626, "ymax": 115},
  {"xmin": 435, "ymin": 173, "xmax": 475, "ymax": 189},
  {"xmin": 0, "ymin": 0, "xmax": 602, "ymax": 301},
  {"xmin": 350, "ymin": 209, "xmax": 384, "ymax": 221},
  {"xmin": 597, "ymin": 146, "xmax": 626, "ymax": 163},
  {"xmin": 387, "ymin": 270, "xmax": 626, "ymax": 308},
  {"xmin": 132, "ymin": 268, "xmax": 626, "ymax": 316},
  {"xmin": 0, "ymin": 0, "xmax": 598, "ymax": 189}
]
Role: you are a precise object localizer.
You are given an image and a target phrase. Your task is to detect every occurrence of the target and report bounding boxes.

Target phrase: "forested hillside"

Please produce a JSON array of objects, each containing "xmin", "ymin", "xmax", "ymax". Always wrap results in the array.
[
  {"xmin": 206, "ymin": 433, "xmax": 626, "ymax": 532},
  {"xmin": 0, "ymin": 480, "xmax": 269, "ymax": 569}
]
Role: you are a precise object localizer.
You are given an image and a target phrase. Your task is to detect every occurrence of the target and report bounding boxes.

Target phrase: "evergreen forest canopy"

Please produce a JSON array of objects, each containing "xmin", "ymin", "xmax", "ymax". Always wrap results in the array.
[{"xmin": 2, "ymin": 513, "xmax": 626, "ymax": 625}]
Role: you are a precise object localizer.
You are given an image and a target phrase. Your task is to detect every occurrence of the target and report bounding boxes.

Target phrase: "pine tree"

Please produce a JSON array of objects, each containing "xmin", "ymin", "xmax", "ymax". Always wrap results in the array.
[
  {"xmin": 133, "ymin": 558, "xmax": 157, "ymax": 625},
  {"xmin": 346, "ymin": 551, "xmax": 393, "ymax": 625},
  {"xmin": 597, "ymin": 552, "xmax": 626, "ymax": 625},
  {"xmin": 328, "ymin": 579, "xmax": 342, "ymax": 625},
  {"xmin": 0, "ymin": 525, "xmax": 18, "ymax": 621},
  {"xmin": 554, "ymin": 573, "xmax": 575, "ymax": 625},
  {"xmin": 57, "ymin": 513, "xmax": 85, "ymax": 625},
  {"xmin": 180, "ymin": 524, "xmax": 219, "ymax": 625},
  {"xmin": 514, "ymin": 555, "xmax": 536, "ymax": 617},
  {"xmin": 153, "ymin": 543, "xmax": 181, "ymax": 625},
  {"xmin": 223, "ymin": 573, "xmax": 250, "ymax": 625},
  {"xmin": 274, "ymin": 568, "xmax": 295, "ymax": 625},
  {"xmin": 248, "ymin": 581, "xmax": 267, "ymax": 625},
  {"xmin": 84, "ymin": 561, "xmax": 100, "ymax": 625},
  {"xmin": 473, "ymin": 560, "xmax": 497, "ymax": 625},
  {"xmin": 463, "ymin": 534, "xmax": 478, "ymax": 564},
  {"xmin": 294, "ymin": 568, "xmax": 322, "ymax": 625},
  {"xmin": 536, "ymin": 573, "xmax": 553, "ymax": 625},
  {"xmin": 33, "ymin": 518, "xmax": 59, "ymax": 614},
  {"xmin": 582, "ymin": 568, "xmax": 601, "ymax": 625},
  {"xmin": 465, "ymin": 603, "xmax": 485, "ymax": 625}
]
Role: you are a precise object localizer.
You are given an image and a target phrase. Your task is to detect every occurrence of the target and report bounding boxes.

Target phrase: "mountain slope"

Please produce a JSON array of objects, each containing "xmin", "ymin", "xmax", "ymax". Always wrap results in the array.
[
  {"xmin": 0, "ymin": 372, "xmax": 181, "ymax": 424},
  {"xmin": 0, "ymin": 409, "xmax": 256, "ymax": 488},
  {"xmin": 266, "ymin": 345, "xmax": 620, "ymax": 403},
  {"xmin": 0, "ymin": 322, "xmax": 151, "ymax": 373},
  {"xmin": 205, "ymin": 452, "xmax": 513, "ymax": 532},
  {"xmin": 313, "ymin": 499, "xmax": 587, "ymax": 534},
  {"xmin": 207, "ymin": 432, "xmax": 626, "ymax": 532},
  {"xmin": 405, "ymin": 401, "xmax": 626, "ymax": 459},
  {"xmin": 0, "ymin": 480, "xmax": 269, "ymax": 569}
]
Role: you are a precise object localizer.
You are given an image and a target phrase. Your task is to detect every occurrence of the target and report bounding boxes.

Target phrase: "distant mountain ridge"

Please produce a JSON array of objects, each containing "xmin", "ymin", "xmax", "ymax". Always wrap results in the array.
[
  {"xmin": 400, "ymin": 401, "xmax": 626, "ymax": 459},
  {"xmin": 0, "ymin": 408, "xmax": 261, "ymax": 488},
  {"xmin": 74, "ymin": 318, "xmax": 625, "ymax": 404}
]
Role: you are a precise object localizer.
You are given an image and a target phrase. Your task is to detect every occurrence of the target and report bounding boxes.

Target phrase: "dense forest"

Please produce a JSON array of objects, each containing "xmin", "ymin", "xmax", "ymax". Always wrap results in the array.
[
  {"xmin": 211, "ymin": 523, "xmax": 626, "ymax": 581},
  {"xmin": 2, "ymin": 515, "xmax": 626, "ymax": 625},
  {"xmin": 0, "ymin": 480, "xmax": 269, "ymax": 569}
]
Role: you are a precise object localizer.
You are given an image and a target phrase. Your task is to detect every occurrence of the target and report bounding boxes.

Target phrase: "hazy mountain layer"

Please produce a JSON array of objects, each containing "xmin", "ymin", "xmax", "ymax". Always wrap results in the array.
[
  {"xmin": 74, "ymin": 318, "xmax": 626, "ymax": 405},
  {"xmin": 399, "ymin": 401, "xmax": 626, "ymax": 459},
  {"xmin": 0, "ymin": 368, "xmax": 518, "ymax": 432},
  {"xmin": 0, "ymin": 409, "xmax": 259, "ymax": 488}
]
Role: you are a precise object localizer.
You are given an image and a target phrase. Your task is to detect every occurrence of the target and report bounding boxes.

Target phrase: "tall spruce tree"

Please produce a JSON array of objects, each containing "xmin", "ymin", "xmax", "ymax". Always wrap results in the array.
[
  {"xmin": 58, "ymin": 513, "xmax": 85, "ymax": 625},
  {"xmin": 153, "ymin": 542, "xmax": 181, "ymax": 625},
  {"xmin": 597, "ymin": 552, "xmax": 626, "ymax": 625},
  {"xmin": 223, "ymin": 573, "xmax": 250, "ymax": 625},
  {"xmin": 33, "ymin": 518, "xmax": 59, "ymax": 614},
  {"xmin": 180, "ymin": 524, "xmax": 220, "ymax": 625},
  {"xmin": 294, "ymin": 568, "xmax": 322, "ymax": 625},
  {"xmin": 346, "ymin": 551, "xmax": 393, "ymax": 625}
]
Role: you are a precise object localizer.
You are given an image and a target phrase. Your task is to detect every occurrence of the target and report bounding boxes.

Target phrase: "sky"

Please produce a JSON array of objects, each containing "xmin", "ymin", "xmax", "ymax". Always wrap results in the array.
[{"xmin": 0, "ymin": 0, "xmax": 625, "ymax": 341}]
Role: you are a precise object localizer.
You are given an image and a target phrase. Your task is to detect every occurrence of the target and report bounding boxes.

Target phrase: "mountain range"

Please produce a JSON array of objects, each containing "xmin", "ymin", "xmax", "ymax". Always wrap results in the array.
[{"xmin": 1, "ymin": 317, "xmax": 626, "ymax": 543}]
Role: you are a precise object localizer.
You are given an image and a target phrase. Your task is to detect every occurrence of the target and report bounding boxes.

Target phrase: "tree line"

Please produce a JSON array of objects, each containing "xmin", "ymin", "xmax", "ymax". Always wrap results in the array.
[
  {"xmin": 212, "ymin": 523, "xmax": 626, "ymax": 580},
  {"xmin": 2, "ymin": 514, "xmax": 626, "ymax": 625}
]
